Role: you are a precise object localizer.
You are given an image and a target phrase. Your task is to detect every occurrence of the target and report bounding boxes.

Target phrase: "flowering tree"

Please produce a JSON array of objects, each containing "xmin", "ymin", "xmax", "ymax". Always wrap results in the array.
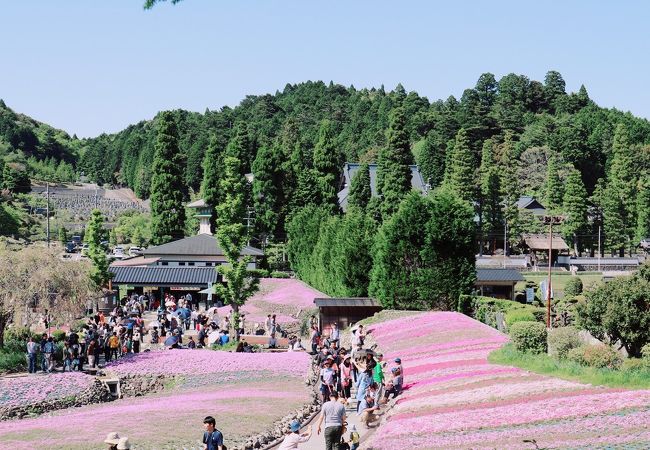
[{"xmin": 0, "ymin": 245, "xmax": 95, "ymax": 346}]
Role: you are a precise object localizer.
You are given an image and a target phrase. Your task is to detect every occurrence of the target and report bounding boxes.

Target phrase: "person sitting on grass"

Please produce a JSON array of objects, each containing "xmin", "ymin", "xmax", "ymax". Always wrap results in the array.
[{"xmin": 383, "ymin": 367, "xmax": 403, "ymax": 401}]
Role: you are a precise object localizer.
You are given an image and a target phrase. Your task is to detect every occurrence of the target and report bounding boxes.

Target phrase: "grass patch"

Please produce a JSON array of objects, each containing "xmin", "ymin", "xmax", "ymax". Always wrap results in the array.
[
  {"xmin": 519, "ymin": 273, "xmax": 604, "ymax": 293},
  {"xmin": 0, "ymin": 346, "xmax": 27, "ymax": 375},
  {"xmin": 489, "ymin": 343, "xmax": 650, "ymax": 390},
  {"xmin": 358, "ymin": 310, "xmax": 421, "ymax": 326}
]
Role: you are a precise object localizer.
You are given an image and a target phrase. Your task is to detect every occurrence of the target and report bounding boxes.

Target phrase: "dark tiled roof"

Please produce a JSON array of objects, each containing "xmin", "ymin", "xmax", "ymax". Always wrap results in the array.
[
  {"xmin": 143, "ymin": 234, "xmax": 263, "ymax": 257},
  {"xmin": 110, "ymin": 266, "xmax": 219, "ymax": 285},
  {"xmin": 314, "ymin": 297, "xmax": 382, "ymax": 308},
  {"xmin": 476, "ymin": 268, "xmax": 525, "ymax": 283}
]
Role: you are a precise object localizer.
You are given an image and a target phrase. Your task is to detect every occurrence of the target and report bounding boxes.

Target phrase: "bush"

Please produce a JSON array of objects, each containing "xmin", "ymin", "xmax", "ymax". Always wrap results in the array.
[
  {"xmin": 473, "ymin": 297, "xmax": 545, "ymax": 329},
  {"xmin": 622, "ymin": 358, "xmax": 650, "ymax": 372},
  {"xmin": 51, "ymin": 330, "xmax": 67, "ymax": 342},
  {"xmin": 248, "ymin": 268, "xmax": 269, "ymax": 278},
  {"xmin": 70, "ymin": 319, "xmax": 88, "ymax": 334},
  {"xmin": 564, "ymin": 277, "xmax": 584, "ymax": 297},
  {"xmin": 270, "ymin": 271, "xmax": 291, "ymax": 279},
  {"xmin": 505, "ymin": 309, "xmax": 536, "ymax": 328},
  {"xmin": 567, "ymin": 344, "xmax": 623, "ymax": 369},
  {"xmin": 0, "ymin": 350, "xmax": 27, "ymax": 374},
  {"xmin": 509, "ymin": 321, "xmax": 547, "ymax": 354},
  {"xmin": 457, "ymin": 294, "xmax": 473, "ymax": 315},
  {"xmin": 4, "ymin": 327, "xmax": 34, "ymax": 343},
  {"xmin": 642, "ymin": 343, "xmax": 650, "ymax": 361},
  {"xmin": 547, "ymin": 326, "xmax": 582, "ymax": 359}
]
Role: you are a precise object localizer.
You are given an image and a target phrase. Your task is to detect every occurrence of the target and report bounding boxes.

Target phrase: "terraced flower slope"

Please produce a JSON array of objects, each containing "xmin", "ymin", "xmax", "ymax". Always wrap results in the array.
[
  {"xmin": 0, "ymin": 372, "xmax": 94, "ymax": 409},
  {"xmin": 364, "ymin": 312, "xmax": 650, "ymax": 450},
  {"xmin": 0, "ymin": 350, "xmax": 312, "ymax": 449}
]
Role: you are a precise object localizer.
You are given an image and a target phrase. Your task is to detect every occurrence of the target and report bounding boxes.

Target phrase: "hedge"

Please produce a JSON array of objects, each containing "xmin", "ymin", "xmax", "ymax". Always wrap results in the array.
[
  {"xmin": 248, "ymin": 269, "xmax": 270, "ymax": 278},
  {"xmin": 567, "ymin": 344, "xmax": 623, "ymax": 369},
  {"xmin": 547, "ymin": 326, "xmax": 581, "ymax": 359},
  {"xmin": 471, "ymin": 296, "xmax": 545, "ymax": 330},
  {"xmin": 509, "ymin": 321, "xmax": 547, "ymax": 354},
  {"xmin": 270, "ymin": 271, "xmax": 291, "ymax": 279}
]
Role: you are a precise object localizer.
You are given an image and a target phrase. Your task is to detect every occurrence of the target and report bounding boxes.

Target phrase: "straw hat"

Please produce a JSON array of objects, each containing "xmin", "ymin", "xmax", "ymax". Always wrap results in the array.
[
  {"xmin": 117, "ymin": 437, "xmax": 131, "ymax": 450},
  {"xmin": 104, "ymin": 432, "xmax": 120, "ymax": 445}
]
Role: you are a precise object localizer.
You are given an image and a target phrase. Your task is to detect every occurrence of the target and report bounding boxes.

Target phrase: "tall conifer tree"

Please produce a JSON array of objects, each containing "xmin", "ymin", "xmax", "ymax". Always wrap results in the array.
[
  {"xmin": 499, "ymin": 133, "xmax": 521, "ymax": 252},
  {"xmin": 635, "ymin": 174, "xmax": 650, "ymax": 243},
  {"xmin": 348, "ymin": 163, "xmax": 371, "ymax": 209},
  {"xmin": 252, "ymin": 143, "xmax": 284, "ymax": 236},
  {"xmin": 150, "ymin": 111, "xmax": 186, "ymax": 245},
  {"xmin": 545, "ymin": 155, "xmax": 563, "ymax": 211},
  {"xmin": 562, "ymin": 167, "xmax": 589, "ymax": 254},
  {"xmin": 376, "ymin": 107, "xmax": 413, "ymax": 218},
  {"xmin": 85, "ymin": 209, "xmax": 111, "ymax": 288},
  {"xmin": 201, "ymin": 134, "xmax": 222, "ymax": 232},
  {"xmin": 446, "ymin": 128, "xmax": 475, "ymax": 202},
  {"xmin": 312, "ymin": 119, "xmax": 341, "ymax": 211},
  {"xmin": 479, "ymin": 139, "xmax": 502, "ymax": 233}
]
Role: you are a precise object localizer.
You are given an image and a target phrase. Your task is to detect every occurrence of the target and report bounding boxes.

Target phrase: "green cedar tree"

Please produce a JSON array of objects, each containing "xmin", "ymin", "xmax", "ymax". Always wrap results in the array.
[{"xmin": 348, "ymin": 163, "xmax": 371, "ymax": 209}]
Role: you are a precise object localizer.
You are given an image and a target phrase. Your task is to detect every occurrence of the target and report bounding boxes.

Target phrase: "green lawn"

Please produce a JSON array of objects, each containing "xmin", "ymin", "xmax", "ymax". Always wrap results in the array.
[
  {"xmin": 489, "ymin": 344, "xmax": 650, "ymax": 390},
  {"xmin": 517, "ymin": 273, "xmax": 604, "ymax": 293}
]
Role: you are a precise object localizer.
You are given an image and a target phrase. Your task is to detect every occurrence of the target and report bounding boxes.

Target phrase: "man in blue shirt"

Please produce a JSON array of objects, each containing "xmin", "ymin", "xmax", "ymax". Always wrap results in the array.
[{"xmin": 202, "ymin": 416, "xmax": 224, "ymax": 450}]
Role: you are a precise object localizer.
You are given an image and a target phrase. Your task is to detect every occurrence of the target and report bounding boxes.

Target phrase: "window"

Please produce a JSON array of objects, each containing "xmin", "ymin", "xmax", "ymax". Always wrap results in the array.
[
  {"xmin": 161, "ymin": 262, "xmax": 168, "ymax": 266},
  {"xmin": 188, "ymin": 262, "xmax": 195, "ymax": 266},
  {"xmin": 179, "ymin": 262, "xmax": 186, "ymax": 266},
  {"xmin": 205, "ymin": 262, "xmax": 213, "ymax": 267}
]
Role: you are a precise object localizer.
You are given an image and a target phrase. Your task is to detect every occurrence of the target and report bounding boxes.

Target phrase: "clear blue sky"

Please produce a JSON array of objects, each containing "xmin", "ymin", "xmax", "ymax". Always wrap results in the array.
[{"xmin": 2, "ymin": 0, "xmax": 649, "ymax": 138}]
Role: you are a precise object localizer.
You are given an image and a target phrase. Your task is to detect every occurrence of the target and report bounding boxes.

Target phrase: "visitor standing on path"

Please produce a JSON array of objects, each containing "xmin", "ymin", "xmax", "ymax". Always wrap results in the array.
[
  {"xmin": 26, "ymin": 337, "xmax": 38, "ymax": 374},
  {"xmin": 278, "ymin": 420, "xmax": 312, "ymax": 449},
  {"xmin": 202, "ymin": 416, "xmax": 224, "ymax": 450},
  {"xmin": 316, "ymin": 391, "xmax": 346, "ymax": 450}
]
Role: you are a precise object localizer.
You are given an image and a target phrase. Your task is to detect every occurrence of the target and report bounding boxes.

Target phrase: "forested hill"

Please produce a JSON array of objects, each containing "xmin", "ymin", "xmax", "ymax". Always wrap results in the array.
[{"xmin": 3, "ymin": 72, "xmax": 650, "ymax": 249}]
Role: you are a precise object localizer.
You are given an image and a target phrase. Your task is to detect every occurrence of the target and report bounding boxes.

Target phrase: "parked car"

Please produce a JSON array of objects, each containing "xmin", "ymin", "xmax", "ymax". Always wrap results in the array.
[
  {"xmin": 80, "ymin": 243, "xmax": 90, "ymax": 256},
  {"xmin": 65, "ymin": 242, "xmax": 77, "ymax": 253},
  {"xmin": 113, "ymin": 245, "xmax": 125, "ymax": 257},
  {"xmin": 100, "ymin": 240, "xmax": 110, "ymax": 251},
  {"xmin": 71, "ymin": 235, "xmax": 82, "ymax": 246},
  {"xmin": 128, "ymin": 246, "xmax": 143, "ymax": 257}
]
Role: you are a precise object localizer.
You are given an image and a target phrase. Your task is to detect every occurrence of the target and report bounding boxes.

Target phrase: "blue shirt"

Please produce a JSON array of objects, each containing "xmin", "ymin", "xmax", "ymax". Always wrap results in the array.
[
  {"xmin": 220, "ymin": 334, "xmax": 230, "ymax": 346},
  {"xmin": 203, "ymin": 430, "xmax": 223, "ymax": 450}
]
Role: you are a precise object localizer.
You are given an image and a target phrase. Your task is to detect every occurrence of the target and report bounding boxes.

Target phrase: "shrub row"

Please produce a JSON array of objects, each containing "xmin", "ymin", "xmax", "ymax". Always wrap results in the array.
[
  {"xmin": 469, "ymin": 296, "xmax": 545, "ymax": 330},
  {"xmin": 247, "ymin": 269, "xmax": 292, "ymax": 279}
]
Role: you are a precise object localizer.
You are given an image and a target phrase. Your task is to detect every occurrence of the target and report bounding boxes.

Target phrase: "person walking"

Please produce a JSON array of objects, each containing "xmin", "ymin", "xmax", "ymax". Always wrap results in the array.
[
  {"xmin": 87, "ymin": 339, "xmax": 97, "ymax": 368},
  {"xmin": 43, "ymin": 337, "xmax": 55, "ymax": 373},
  {"xmin": 316, "ymin": 391, "xmax": 346, "ymax": 450},
  {"xmin": 26, "ymin": 336, "xmax": 38, "ymax": 374},
  {"xmin": 108, "ymin": 332, "xmax": 120, "ymax": 361},
  {"xmin": 278, "ymin": 420, "xmax": 312, "ymax": 450},
  {"xmin": 202, "ymin": 416, "xmax": 224, "ymax": 450}
]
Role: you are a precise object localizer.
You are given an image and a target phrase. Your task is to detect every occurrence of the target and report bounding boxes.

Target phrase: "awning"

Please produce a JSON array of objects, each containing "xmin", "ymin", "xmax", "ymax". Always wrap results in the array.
[{"xmin": 314, "ymin": 298, "xmax": 381, "ymax": 308}]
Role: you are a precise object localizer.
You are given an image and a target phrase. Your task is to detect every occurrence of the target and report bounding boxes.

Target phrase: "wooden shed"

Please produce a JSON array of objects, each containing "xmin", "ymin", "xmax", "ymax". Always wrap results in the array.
[{"xmin": 314, "ymin": 297, "xmax": 383, "ymax": 335}]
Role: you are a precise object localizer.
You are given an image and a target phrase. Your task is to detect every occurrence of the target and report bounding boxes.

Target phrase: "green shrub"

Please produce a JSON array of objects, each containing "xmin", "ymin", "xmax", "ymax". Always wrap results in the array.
[
  {"xmin": 70, "ymin": 319, "xmax": 88, "ymax": 333},
  {"xmin": 567, "ymin": 344, "xmax": 623, "ymax": 369},
  {"xmin": 457, "ymin": 294, "xmax": 473, "ymax": 315},
  {"xmin": 270, "ymin": 271, "xmax": 290, "ymax": 279},
  {"xmin": 473, "ymin": 297, "xmax": 544, "ymax": 329},
  {"xmin": 248, "ymin": 268, "xmax": 270, "ymax": 278},
  {"xmin": 547, "ymin": 326, "xmax": 582, "ymax": 359},
  {"xmin": 4, "ymin": 327, "xmax": 34, "ymax": 343},
  {"xmin": 509, "ymin": 321, "xmax": 547, "ymax": 354},
  {"xmin": 622, "ymin": 358, "xmax": 650, "ymax": 372},
  {"xmin": 51, "ymin": 330, "xmax": 67, "ymax": 342},
  {"xmin": 0, "ymin": 349, "xmax": 27, "ymax": 374},
  {"xmin": 564, "ymin": 277, "xmax": 584, "ymax": 297},
  {"xmin": 642, "ymin": 343, "xmax": 650, "ymax": 361},
  {"xmin": 505, "ymin": 309, "xmax": 536, "ymax": 328}
]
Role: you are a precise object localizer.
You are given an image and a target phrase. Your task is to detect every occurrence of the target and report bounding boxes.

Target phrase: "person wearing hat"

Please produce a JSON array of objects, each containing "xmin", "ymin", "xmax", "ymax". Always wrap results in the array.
[
  {"xmin": 278, "ymin": 420, "xmax": 312, "ymax": 450},
  {"xmin": 117, "ymin": 437, "xmax": 131, "ymax": 450},
  {"xmin": 316, "ymin": 390, "xmax": 346, "ymax": 450},
  {"xmin": 320, "ymin": 358, "xmax": 336, "ymax": 402},
  {"xmin": 394, "ymin": 357, "xmax": 404, "ymax": 383},
  {"xmin": 104, "ymin": 431, "xmax": 120, "ymax": 450},
  {"xmin": 384, "ymin": 366, "xmax": 403, "ymax": 401}
]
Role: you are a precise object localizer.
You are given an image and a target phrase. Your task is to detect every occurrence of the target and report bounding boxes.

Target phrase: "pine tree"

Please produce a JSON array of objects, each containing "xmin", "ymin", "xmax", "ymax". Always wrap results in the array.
[
  {"xmin": 312, "ymin": 119, "xmax": 341, "ymax": 211},
  {"xmin": 58, "ymin": 225, "xmax": 68, "ymax": 245},
  {"xmin": 85, "ymin": 209, "xmax": 111, "ymax": 289},
  {"xmin": 446, "ymin": 128, "xmax": 476, "ymax": 203},
  {"xmin": 252, "ymin": 143, "xmax": 284, "ymax": 237},
  {"xmin": 214, "ymin": 154, "xmax": 259, "ymax": 327},
  {"xmin": 150, "ymin": 111, "xmax": 187, "ymax": 245},
  {"xmin": 499, "ymin": 133, "xmax": 521, "ymax": 252},
  {"xmin": 479, "ymin": 139, "xmax": 502, "ymax": 233},
  {"xmin": 604, "ymin": 124, "xmax": 638, "ymax": 254},
  {"xmin": 562, "ymin": 167, "xmax": 589, "ymax": 254},
  {"xmin": 416, "ymin": 131, "xmax": 446, "ymax": 188},
  {"xmin": 200, "ymin": 135, "xmax": 222, "ymax": 233},
  {"xmin": 544, "ymin": 155, "xmax": 563, "ymax": 211},
  {"xmin": 635, "ymin": 174, "xmax": 650, "ymax": 243},
  {"xmin": 376, "ymin": 107, "xmax": 413, "ymax": 218},
  {"xmin": 348, "ymin": 163, "xmax": 371, "ymax": 209}
]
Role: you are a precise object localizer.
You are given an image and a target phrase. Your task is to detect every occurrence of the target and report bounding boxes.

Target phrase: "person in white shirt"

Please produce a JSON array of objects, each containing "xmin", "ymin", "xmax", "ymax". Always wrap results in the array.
[{"xmin": 278, "ymin": 421, "xmax": 312, "ymax": 450}]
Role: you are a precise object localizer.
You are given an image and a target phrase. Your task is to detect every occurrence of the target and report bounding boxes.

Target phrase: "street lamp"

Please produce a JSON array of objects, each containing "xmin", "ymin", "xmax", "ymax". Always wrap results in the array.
[{"xmin": 542, "ymin": 215, "xmax": 565, "ymax": 328}]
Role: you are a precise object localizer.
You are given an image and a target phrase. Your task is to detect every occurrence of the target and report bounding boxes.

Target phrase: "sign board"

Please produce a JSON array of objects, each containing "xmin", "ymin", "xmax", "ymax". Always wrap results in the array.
[
  {"xmin": 207, "ymin": 282, "xmax": 213, "ymax": 302},
  {"xmin": 525, "ymin": 288, "xmax": 535, "ymax": 303},
  {"xmin": 170, "ymin": 286, "xmax": 201, "ymax": 291}
]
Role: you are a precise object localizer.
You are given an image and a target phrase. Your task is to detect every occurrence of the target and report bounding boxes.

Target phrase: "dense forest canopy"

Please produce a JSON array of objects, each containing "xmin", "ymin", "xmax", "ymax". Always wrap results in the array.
[{"xmin": 2, "ymin": 72, "xmax": 650, "ymax": 253}]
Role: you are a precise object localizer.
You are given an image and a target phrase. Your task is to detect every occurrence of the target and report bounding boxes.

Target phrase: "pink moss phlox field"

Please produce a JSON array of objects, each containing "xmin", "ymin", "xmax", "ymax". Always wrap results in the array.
[
  {"xmin": 0, "ymin": 372, "xmax": 94, "ymax": 408},
  {"xmin": 365, "ymin": 311, "xmax": 650, "ymax": 449},
  {"xmin": 215, "ymin": 278, "xmax": 326, "ymax": 324},
  {"xmin": 105, "ymin": 348, "xmax": 309, "ymax": 377}
]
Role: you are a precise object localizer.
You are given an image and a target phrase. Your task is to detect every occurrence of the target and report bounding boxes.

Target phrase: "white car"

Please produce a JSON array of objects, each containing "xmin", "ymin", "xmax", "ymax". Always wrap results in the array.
[
  {"xmin": 128, "ymin": 246, "xmax": 143, "ymax": 257},
  {"xmin": 113, "ymin": 246, "xmax": 125, "ymax": 257}
]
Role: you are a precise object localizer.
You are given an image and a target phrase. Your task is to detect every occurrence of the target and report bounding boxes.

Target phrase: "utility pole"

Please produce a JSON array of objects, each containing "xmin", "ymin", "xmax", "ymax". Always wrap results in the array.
[
  {"xmin": 543, "ymin": 215, "xmax": 564, "ymax": 328},
  {"xmin": 598, "ymin": 225, "xmax": 601, "ymax": 272},
  {"xmin": 95, "ymin": 185, "xmax": 98, "ymax": 210},
  {"xmin": 503, "ymin": 220, "xmax": 507, "ymax": 268},
  {"xmin": 46, "ymin": 182, "xmax": 50, "ymax": 248}
]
